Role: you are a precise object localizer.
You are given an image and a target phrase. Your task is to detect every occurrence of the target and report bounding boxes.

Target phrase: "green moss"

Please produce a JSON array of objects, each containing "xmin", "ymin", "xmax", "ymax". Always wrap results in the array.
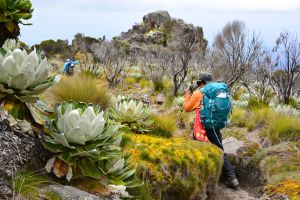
[
  {"xmin": 43, "ymin": 191, "xmax": 62, "ymax": 200},
  {"xmin": 124, "ymin": 134, "xmax": 223, "ymax": 200}
]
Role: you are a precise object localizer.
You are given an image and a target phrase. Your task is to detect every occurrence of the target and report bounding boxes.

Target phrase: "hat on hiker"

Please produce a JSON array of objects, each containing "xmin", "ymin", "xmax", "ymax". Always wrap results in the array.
[{"xmin": 198, "ymin": 73, "xmax": 212, "ymax": 84}]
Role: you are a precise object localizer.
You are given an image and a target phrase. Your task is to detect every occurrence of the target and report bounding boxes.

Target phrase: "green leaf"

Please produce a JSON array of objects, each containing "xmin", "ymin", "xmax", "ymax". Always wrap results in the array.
[
  {"xmin": 41, "ymin": 139, "xmax": 64, "ymax": 153},
  {"xmin": 59, "ymin": 151, "xmax": 76, "ymax": 165},
  {"xmin": 0, "ymin": 0, "xmax": 7, "ymax": 9},
  {"xmin": 78, "ymin": 157, "xmax": 101, "ymax": 179}
]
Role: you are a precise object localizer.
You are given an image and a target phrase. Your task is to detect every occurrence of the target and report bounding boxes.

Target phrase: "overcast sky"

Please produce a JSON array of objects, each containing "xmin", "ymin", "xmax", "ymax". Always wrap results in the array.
[{"xmin": 20, "ymin": 0, "xmax": 300, "ymax": 49}]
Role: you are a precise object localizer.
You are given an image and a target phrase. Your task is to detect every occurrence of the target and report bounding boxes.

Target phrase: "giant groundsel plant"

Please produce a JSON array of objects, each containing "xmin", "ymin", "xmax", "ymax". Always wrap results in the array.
[
  {"xmin": 43, "ymin": 101, "xmax": 135, "ymax": 186},
  {"xmin": 0, "ymin": 0, "xmax": 33, "ymax": 46},
  {"xmin": 110, "ymin": 97, "xmax": 153, "ymax": 133},
  {"xmin": 0, "ymin": 39, "xmax": 57, "ymax": 123}
]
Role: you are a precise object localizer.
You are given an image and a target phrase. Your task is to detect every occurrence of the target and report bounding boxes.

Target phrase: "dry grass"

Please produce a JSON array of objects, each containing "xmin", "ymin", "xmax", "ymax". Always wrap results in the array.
[{"xmin": 49, "ymin": 73, "xmax": 111, "ymax": 109}]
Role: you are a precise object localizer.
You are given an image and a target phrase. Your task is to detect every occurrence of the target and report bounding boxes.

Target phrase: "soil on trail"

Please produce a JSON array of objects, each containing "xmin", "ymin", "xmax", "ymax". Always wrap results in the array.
[
  {"xmin": 245, "ymin": 129, "xmax": 262, "ymax": 145},
  {"xmin": 207, "ymin": 184, "xmax": 259, "ymax": 200}
]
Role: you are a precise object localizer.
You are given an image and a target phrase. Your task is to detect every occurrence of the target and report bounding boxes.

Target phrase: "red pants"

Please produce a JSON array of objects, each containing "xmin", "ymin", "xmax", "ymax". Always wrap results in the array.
[{"xmin": 193, "ymin": 109, "xmax": 209, "ymax": 142}]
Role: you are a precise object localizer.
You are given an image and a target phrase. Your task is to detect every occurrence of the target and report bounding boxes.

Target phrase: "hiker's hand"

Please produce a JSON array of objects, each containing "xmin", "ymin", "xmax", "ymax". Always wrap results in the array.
[{"xmin": 184, "ymin": 89, "xmax": 191, "ymax": 96}]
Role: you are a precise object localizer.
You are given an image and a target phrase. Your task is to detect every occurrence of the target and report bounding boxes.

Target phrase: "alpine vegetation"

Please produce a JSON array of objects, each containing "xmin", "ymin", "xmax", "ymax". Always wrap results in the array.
[
  {"xmin": 0, "ymin": 39, "xmax": 57, "ymax": 122},
  {"xmin": 172, "ymin": 96, "xmax": 184, "ymax": 109},
  {"xmin": 109, "ymin": 98, "xmax": 153, "ymax": 133},
  {"xmin": 0, "ymin": 0, "xmax": 33, "ymax": 46},
  {"xmin": 42, "ymin": 101, "xmax": 135, "ymax": 187}
]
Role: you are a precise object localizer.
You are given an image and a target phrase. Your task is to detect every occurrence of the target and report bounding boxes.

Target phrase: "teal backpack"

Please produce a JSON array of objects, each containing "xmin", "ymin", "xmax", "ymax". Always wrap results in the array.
[{"xmin": 200, "ymin": 82, "xmax": 232, "ymax": 130}]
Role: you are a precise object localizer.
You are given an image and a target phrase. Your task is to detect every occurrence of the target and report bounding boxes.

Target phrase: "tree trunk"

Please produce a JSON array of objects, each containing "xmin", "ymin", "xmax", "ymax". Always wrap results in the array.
[{"xmin": 283, "ymin": 95, "xmax": 289, "ymax": 105}]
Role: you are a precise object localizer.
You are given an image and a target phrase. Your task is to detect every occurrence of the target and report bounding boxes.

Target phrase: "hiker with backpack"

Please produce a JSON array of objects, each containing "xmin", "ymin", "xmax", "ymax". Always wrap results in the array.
[
  {"xmin": 63, "ymin": 58, "xmax": 79, "ymax": 76},
  {"xmin": 183, "ymin": 73, "xmax": 240, "ymax": 189}
]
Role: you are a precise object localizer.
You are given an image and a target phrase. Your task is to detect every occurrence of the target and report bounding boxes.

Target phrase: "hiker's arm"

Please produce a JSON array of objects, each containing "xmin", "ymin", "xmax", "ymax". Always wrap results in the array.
[{"xmin": 183, "ymin": 91, "xmax": 202, "ymax": 112}]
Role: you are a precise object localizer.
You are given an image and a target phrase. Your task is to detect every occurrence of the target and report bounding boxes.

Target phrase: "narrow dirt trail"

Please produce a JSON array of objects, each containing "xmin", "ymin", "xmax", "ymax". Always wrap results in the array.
[
  {"xmin": 245, "ymin": 129, "xmax": 262, "ymax": 145},
  {"xmin": 207, "ymin": 184, "xmax": 259, "ymax": 200}
]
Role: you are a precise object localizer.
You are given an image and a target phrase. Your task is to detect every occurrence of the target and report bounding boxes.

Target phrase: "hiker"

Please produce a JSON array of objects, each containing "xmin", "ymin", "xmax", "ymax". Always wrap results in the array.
[
  {"xmin": 63, "ymin": 58, "xmax": 79, "ymax": 76},
  {"xmin": 183, "ymin": 73, "xmax": 240, "ymax": 189}
]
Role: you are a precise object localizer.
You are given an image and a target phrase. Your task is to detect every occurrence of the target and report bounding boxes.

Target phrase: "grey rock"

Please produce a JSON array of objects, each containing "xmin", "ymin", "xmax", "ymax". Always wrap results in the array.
[
  {"xmin": 222, "ymin": 137, "xmax": 244, "ymax": 156},
  {"xmin": 143, "ymin": 10, "xmax": 171, "ymax": 29},
  {"xmin": 0, "ymin": 109, "xmax": 51, "ymax": 200},
  {"xmin": 156, "ymin": 93, "xmax": 166, "ymax": 105},
  {"xmin": 44, "ymin": 184, "xmax": 121, "ymax": 200}
]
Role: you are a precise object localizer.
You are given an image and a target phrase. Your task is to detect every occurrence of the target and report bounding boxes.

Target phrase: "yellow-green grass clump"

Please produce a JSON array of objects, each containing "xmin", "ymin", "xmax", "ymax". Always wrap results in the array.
[
  {"xmin": 230, "ymin": 107, "xmax": 300, "ymax": 144},
  {"xmin": 124, "ymin": 77, "xmax": 138, "ymax": 85},
  {"xmin": 151, "ymin": 113, "xmax": 177, "ymax": 138},
  {"xmin": 123, "ymin": 134, "xmax": 223, "ymax": 200},
  {"xmin": 140, "ymin": 79, "xmax": 151, "ymax": 89},
  {"xmin": 12, "ymin": 170, "xmax": 49, "ymax": 200},
  {"xmin": 49, "ymin": 73, "xmax": 110, "ymax": 109}
]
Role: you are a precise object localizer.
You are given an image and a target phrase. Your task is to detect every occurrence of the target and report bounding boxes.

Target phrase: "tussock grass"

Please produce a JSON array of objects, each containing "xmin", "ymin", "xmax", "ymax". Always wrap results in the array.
[
  {"xmin": 265, "ymin": 115, "xmax": 300, "ymax": 144},
  {"xmin": 151, "ymin": 113, "xmax": 177, "ymax": 138},
  {"xmin": 150, "ymin": 74, "xmax": 173, "ymax": 92},
  {"xmin": 231, "ymin": 106, "xmax": 300, "ymax": 144},
  {"xmin": 230, "ymin": 107, "xmax": 248, "ymax": 127},
  {"xmin": 140, "ymin": 79, "xmax": 151, "ymax": 89},
  {"xmin": 50, "ymin": 73, "xmax": 110, "ymax": 109},
  {"xmin": 124, "ymin": 77, "xmax": 137, "ymax": 85},
  {"xmin": 12, "ymin": 170, "xmax": 49, "ymax": 200}
]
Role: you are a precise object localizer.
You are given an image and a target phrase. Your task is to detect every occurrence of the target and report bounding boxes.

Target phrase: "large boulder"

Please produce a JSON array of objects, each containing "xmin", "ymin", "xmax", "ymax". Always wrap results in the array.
[
  {"xmin": 223, "ymin": 137, "xmax": 244, "ymax": 156},
  {"xmin": 143, "ymin": 10, "xmax": 171, "ymax": 29},
  {"xmin": 0, "ymin": 109, "xmax": 51, "ymax": 200}
]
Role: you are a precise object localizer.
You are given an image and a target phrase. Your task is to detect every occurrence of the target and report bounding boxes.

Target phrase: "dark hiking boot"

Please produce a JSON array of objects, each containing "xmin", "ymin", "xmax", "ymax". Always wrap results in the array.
[{"xmin": 226, "ymin": 177, "xmax": 240, "ymax": 189}]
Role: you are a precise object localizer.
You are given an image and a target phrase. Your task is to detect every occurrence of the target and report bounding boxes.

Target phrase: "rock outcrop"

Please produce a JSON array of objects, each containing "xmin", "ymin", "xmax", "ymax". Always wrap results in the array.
[
  {"xmin": 0, "ymin": 109, "xmax": 51, "ymax": 200},
  {"xmin": 42, "ymin": 185, "xmax": 121, "ymax": 200},
  {"xmin": 143, "ymin": 10, "xmax": 171, "ymax": 30},
  {"xmin": 94, "ymin": 10, "xmax": 207, "ymax": 60}
]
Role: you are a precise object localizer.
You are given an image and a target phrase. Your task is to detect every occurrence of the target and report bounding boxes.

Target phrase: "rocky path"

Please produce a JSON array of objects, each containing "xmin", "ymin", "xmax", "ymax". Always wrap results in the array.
[
  {"xmin": 207, "ymin": 184, "xmax": 259, "ymax": 200},
  {"xmin": 245, "ymin": 129, "xmax": 262, "ymax": 146}
]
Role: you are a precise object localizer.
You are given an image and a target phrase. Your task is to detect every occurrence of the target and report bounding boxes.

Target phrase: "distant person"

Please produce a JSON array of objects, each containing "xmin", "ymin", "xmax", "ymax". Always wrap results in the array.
[
  {"xmin": 63, "ymin": 58, "xmax": 79, "ymax": 76},
  {"xmin": 183, "ymin": 73, "xmax": 239, "ymax": 189}
]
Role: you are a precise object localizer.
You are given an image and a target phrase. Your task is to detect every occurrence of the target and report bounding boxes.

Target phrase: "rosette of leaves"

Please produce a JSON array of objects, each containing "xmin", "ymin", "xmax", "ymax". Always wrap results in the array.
[
  {"xmin": 0, "ymin": 39, "xmax": 57, "ymax": 123},
  {"xmin": 43, "ymin": 101, "xmax": 135, "ymax": 186},
  {"xmin": 111, "ymin": 95, "xmax": 131, "ymax": 105},
  {"xmin": 0, "ymin": 0, "xmax": 33, "ymax": 46},
  {"xmin": 172, "ymin": 96, "xmax": 184, "ymax": 109},
  {"xmin": 109, "ymin": 99, "xmax": 153, "ymax": 133}
]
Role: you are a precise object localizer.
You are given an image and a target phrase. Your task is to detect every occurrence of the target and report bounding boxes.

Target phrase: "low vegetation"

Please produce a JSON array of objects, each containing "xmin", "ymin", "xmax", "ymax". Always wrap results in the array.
[
  {"xmin": 230, "ymin": 107, "xmax": 300, "ymax": 144},
  {"xmin": 122, "ymin": 134, "xmax": 223, "ymax": 200},
  {"xmin": 12, "ymin": 170, "xmax": 49, "ymax": 200},
  {"xmin": 109, "ymin": 98, "xmax": 153, "ymax": 133},
  {"xmin": 249, "ymin": 142, "xmax": 300, "ymax": 199},
  {"xmin": 49, "ymin": 73, "xmax": 111, "ymax": 109},
  {"xmin": 151, "ymin": 113, "xmax": 177, "ymax": 138},
  {"xmin": 42, "ymin": 101, "xmax": 135, "ymax": 186}
]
